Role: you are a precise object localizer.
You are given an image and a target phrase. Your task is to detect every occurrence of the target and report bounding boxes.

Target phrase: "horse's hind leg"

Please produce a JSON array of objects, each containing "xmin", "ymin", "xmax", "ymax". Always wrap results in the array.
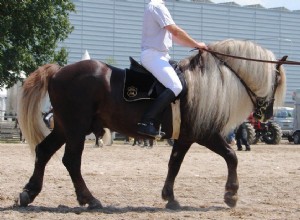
[
  {"xmin": 162, "ymin": 140, "xmax": 193, "ymax": 209},
  {"xmin": 94, "ymin": 135, "xmax": 99, "ymax": 147},
  {"xmin": 62, "ymin": 134, "xmax": 102, "ymax": 209},
  {"xmin": 92, "ymin": 120, "xmax": 105, "ymax": 148},
  {"xmin": 19, "ymin": 129, "xmax": 65, "ymax": 206},
  {"xmin": 93, "ymin": 133, "xmax": 103, "ymax": 148},
  {"xmin": 201, "ymin": 133, "xmax": 239, "ymax": 208}
]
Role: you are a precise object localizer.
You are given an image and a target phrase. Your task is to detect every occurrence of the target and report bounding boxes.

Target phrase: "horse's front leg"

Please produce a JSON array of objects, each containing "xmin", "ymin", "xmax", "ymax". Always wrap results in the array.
[
  {"xmin": 162, "ymin": 140, "xmax": 192, "ymax": 209},
  {"xmin": 202, "ymin": 133, "xmax": 239, "ymax": 208},
  {"xmin": 19, "ymin": 131, "xmax": 65, "ymax": 206},
  {"xmin": 62, "ymin": 136, "xmax": 102, "ymax": 209}
]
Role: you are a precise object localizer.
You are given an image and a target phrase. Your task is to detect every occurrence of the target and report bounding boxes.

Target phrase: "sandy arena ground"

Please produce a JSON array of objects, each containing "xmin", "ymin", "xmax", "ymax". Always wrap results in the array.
[{"xmin": 0, "ymin": 140, "xmax": 299, "ymax": 219}]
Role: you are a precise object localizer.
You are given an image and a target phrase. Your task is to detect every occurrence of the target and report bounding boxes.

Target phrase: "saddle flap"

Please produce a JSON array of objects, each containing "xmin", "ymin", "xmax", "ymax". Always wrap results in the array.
[{"xmin": 129, "ymin": 57, "xmax": 149, "ymax": 74}]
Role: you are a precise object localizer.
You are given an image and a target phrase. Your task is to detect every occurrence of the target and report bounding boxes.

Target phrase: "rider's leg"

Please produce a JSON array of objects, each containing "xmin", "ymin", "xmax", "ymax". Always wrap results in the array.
[
  {"xmin": 138, "ymin": 49, "xmax": 182, "ymax": 137},
  {"xmin": 137, "ymin": 88, "xmax": 176, "ymax": 137}
]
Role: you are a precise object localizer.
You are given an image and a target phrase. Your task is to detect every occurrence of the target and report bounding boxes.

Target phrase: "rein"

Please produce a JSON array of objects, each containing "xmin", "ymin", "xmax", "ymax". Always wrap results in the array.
[
  {"xmin": 210, "ymin": 52, "xmax": 258, "ymax": 107},
  {"xmin": 202, "ymin": 48, "xmax": 300, "ymax": 65}
]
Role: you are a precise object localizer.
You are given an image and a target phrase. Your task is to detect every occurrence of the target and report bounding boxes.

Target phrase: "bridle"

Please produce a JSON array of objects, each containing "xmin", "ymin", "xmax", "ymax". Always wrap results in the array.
[{"xmin": 201, "ymin": 48, "xmax": 291, "ymax": 121}]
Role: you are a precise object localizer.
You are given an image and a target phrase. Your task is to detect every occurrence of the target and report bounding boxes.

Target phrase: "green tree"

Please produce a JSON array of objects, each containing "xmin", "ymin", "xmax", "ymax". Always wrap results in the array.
[{"xmin": 0, "ymin": 0, "xmax": 75, "ymax": 88}]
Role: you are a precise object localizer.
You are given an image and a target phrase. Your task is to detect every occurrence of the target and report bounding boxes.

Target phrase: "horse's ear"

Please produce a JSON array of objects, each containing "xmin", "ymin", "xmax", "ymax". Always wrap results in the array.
[
  {"xmin": 276, "ymin": 55, "xmax": 288, "ymax": 84},
  {"xmin": 276, "ymin": 55, "xmax": 288, "ymax": 70}
]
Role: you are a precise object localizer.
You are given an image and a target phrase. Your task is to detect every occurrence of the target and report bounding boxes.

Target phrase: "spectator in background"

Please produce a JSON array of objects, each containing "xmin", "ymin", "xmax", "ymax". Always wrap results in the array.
[
  {"xmin": 236, "ymin": 122, "xmax": 251, "ymax": 151},
  {"xmin": 124, "ymin": 136, "xmax": 130, "ymax": 144},
  {"xmin": 226, "ymin": 129, "xmax": 236, "ymax": 146},
  {"xmin": 132, "ymin": 138, "xmax": 153, "ymax": 148}
]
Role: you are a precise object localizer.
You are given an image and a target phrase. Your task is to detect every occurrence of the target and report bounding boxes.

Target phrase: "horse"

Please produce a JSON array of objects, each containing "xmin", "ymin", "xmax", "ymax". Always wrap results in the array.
[{"xmin": 17, "ymin": 39, "xmax": 286, "ymax": 209}]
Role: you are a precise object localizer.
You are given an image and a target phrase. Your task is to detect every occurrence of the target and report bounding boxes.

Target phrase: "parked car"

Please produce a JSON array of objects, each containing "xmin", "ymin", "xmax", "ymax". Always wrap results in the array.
[{"xmin": 271, "ymin": 107, "xmax": 294, "ymax": 140}]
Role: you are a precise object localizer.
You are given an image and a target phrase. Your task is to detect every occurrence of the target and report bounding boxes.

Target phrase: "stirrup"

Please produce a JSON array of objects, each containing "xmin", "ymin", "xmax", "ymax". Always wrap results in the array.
[
  {"xmin": 137, "ymin": 122, "xmax": 157, "ymax": 138},
  {"xmin": 156, "ymin": 125, "xmax": 165, "ymax": 140},
  {"xmin": 137, "ymin": 123, "xmax": 165, "ymax": 139}
]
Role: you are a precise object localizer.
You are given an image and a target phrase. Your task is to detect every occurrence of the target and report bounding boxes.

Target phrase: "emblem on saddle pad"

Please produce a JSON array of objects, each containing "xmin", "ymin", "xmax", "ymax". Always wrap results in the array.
[{"xmin": 126, "ymin": 86, "xmax": 138, "ymax": 98}]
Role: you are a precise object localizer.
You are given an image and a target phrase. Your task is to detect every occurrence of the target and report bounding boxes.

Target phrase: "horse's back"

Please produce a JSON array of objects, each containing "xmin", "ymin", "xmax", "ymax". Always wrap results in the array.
[
  {"xmin": 52, "ymin": 60, "xmax": 109, "ymax": 83},
  {"xmin": 50, "ymin": 60, "xmax": 123, "ymax": 100}
]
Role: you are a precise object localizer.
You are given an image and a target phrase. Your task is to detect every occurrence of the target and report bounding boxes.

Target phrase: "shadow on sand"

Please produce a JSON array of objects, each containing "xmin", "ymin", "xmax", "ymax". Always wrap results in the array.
[{"xmin": 0, "ymin": 204, "xmax": 227, "ymax": 214}]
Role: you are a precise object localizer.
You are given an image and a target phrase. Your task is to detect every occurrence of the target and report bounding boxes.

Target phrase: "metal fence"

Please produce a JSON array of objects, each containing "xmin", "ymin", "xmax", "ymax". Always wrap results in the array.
[
  {"xmin": 0, "ymin": 114, "xmax": 22, "ymax": 142},
  {"xmin": 0, "ymin": 112, "xmax": 124, "ymax": 143}
]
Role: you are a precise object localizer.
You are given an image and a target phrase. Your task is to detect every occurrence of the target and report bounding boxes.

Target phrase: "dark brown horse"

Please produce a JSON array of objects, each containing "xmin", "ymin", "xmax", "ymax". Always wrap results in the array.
[{"xmin": 17, "ymin": 39, "xmax": 286, "ymax": 209}]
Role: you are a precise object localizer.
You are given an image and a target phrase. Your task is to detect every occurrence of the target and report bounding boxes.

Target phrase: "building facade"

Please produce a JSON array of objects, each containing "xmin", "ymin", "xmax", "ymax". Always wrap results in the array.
[{"xmin": 62, "ymin": 0, "xmax": 300, "ymax": 104}]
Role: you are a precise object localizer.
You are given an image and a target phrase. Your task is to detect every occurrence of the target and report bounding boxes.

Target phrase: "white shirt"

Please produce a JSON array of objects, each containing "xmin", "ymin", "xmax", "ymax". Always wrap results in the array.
[{"xmin": 141, "ymin": 0, "xmax": 175, "ymax": 52}]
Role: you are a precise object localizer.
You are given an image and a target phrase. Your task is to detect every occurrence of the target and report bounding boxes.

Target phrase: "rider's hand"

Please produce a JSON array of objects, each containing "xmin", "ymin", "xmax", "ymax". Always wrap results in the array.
[{"xmin": 196, "ymin": 42, "xmax": 208, "ymax": 50}]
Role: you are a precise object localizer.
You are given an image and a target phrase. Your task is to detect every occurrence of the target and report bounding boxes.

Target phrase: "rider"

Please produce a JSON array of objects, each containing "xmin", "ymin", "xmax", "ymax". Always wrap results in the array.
[{"xmin": 137, "ymin": 0, "xmax": 208, "ymax": 138}]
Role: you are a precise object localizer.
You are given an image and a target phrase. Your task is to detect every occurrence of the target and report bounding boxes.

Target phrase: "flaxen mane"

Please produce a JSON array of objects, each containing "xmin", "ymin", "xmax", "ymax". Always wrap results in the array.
[{"xmin": 180, "ymin": 39, "xmax": 286, "ymax": 137}]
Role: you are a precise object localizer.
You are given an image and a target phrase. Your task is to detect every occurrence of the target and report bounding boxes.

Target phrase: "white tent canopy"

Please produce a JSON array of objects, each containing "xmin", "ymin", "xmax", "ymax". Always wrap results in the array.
[
  {"xmin": 0, "ymin": 88, "xmax": 7, "ymax": 98},
  {"xmin": 81, "ymin": 50, "xmax": 90, "ymax": 60}
]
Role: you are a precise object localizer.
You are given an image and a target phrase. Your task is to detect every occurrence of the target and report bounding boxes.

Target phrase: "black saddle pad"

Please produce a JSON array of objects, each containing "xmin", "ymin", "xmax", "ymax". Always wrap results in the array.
[
  {"xmin": 123, "ymin": 57, "xmax": 186, "ymax": 102},
  {"xmin": 123, "ymin": 69, "xmax": 163, "ymax": 101}
]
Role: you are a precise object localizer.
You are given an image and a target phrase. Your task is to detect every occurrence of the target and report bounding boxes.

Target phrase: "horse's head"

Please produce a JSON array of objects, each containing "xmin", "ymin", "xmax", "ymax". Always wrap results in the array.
[{"xmin": 253, "ymin": 56, "xmax": 287, "ymax": 122}]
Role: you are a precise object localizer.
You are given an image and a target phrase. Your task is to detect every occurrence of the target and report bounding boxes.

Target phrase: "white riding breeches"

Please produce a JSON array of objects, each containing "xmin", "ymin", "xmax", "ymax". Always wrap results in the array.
[{"xmin": 141, "ymin": 49, "xmax": 183, "ymax": 96}]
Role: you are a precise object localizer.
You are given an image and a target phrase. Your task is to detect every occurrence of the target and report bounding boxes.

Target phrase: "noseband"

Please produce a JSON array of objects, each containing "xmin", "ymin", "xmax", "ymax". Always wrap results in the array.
[{"xmin": 207, "ymin": 51, "xmax": 287, "ymax": 121}]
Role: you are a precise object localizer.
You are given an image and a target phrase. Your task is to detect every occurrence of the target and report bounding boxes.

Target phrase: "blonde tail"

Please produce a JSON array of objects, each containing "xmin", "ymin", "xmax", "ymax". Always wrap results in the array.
[{"xmin": 18, "ymin": 64, "xmax": 60, "ymax": 153}]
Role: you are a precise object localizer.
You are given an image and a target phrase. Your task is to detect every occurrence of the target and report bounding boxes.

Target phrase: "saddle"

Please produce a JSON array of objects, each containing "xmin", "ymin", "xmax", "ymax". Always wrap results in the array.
[{"xmin": 123, "ymin": 57, "xmax": 186, "ymax": 102}]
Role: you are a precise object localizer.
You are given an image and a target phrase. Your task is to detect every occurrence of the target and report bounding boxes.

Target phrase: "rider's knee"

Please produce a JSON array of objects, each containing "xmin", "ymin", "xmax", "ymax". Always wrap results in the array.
[{"xmin": 171, "ymin": 83, "xmax": 183, "ymax": 96}]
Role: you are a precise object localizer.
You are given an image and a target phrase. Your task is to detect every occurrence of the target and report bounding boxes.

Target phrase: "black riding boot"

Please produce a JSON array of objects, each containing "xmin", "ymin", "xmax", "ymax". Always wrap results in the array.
[{"xmin": 137, "ymin": 89, "xmax": 176, "ymax": 138}]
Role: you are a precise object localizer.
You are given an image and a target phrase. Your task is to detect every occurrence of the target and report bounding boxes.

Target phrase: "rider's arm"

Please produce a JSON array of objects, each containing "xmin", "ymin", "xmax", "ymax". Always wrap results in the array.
[{"xmin": 165, "ymin": 24, "xmax": 207, "ymax": 50}]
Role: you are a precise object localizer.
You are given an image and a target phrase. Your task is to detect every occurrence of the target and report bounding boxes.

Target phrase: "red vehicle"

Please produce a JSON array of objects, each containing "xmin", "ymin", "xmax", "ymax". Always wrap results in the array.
[{"xmin": 246, "ymin": 113, "xmax": 282, "ymax": 145}]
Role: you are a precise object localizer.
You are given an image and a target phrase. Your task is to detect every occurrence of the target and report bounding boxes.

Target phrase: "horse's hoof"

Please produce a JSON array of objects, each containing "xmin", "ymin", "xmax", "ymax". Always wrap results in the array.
[
  {"xmin": 166, "ymin": 200, "xmax": 181, "ymax": 210},
  {"xmin": 87, "ymin": 198, "xmax": 103, "ymax": 210},
  {"xmin": 161, "ymin": 186, "xmax": 174, "ymax": 201},
  {"xmin": 19, "ymin": 191, "xmax": 31, "ymax": 207},
  {"xmin": 224, "ymin": 191, "xmax": 238, "ymax": 208}
]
